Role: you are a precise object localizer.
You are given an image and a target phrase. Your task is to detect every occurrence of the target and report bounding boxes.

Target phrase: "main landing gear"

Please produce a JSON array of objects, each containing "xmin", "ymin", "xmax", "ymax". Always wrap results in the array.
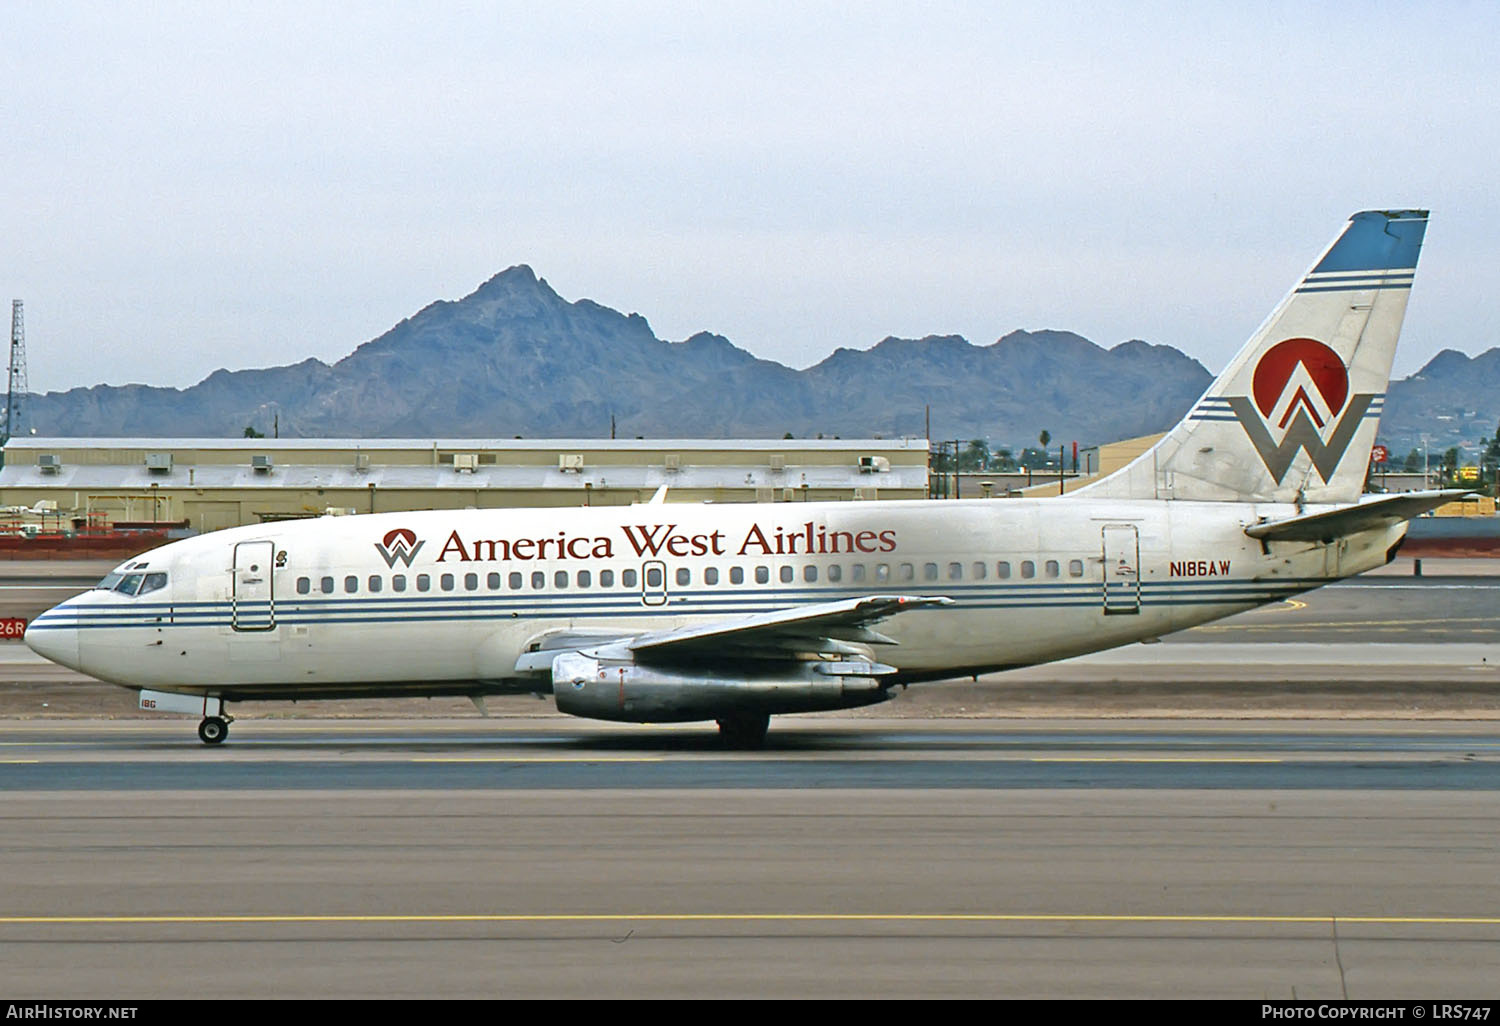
[
  {"xmin": 198, "ymin": 715, "xmax": 232, "ymax": 745},
  {"xmin": 716, "ymin": 713, "xmax": 770, "ymax": 749}
]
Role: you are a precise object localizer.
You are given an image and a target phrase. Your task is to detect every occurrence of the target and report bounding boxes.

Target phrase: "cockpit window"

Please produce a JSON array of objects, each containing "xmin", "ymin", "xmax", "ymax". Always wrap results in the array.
[
  {"xmin": 115, "ymin": 573, "xmax": 145, "ymax": 596},
  {"xmin": 137, "ymin": 573, "xmax": 168, "ymax": 597},
  {"xmin": 95, "ymin": 573, "xmax": 124, "ymax": 590}
]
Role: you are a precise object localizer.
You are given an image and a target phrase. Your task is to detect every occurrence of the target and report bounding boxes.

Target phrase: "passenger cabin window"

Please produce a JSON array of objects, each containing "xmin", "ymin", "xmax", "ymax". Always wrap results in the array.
[
  {"xmin": 555, "ymin": 571, "xmax": 568, "ymax": 588},
  {"xmin": 578, "ymin": 570, "xmax": 592, "ymax": 588},
  {"xmin": 676, "ymin": 568, "xmax": 691, "ymax": 586},
  {"xmin": 296, "ymin": 577, "xmax": 311, "ymax": 595},
  {"xmin": 1020, "ymin": 561, "xmax": 1036, "ymax": 579},
  {"xmin": 368, "ymin": 575, "xmax": 383, "ymax": 593},
  {"xmin": 1044, "ymin": 560, "xmax": 1059, "ymax": 578},
  {"xmin": 704, "ymin": 567, "xmax": 718, "ymax": 586},
  {"xmin": 755, "ymin": 566, "xmax": 769, "ymax": 584},
  {"xmin": 392, "ymin": 575, "xmax": 407, "ymax": 592},
  {"xmin": 828, "ymin": 565, "xmax": 842, "ymax": 583},
  {"xmin": 622, "ymin": 569, "xmax": 637, "ymax": 588},
  {"xmin": 730, "ymin": 567, "xmax": 744, "ymax": 585},
  {"xmin": 488, "ymin": 573, "xmax": 502, "ymax": 590},
  {"xmin": 1069, "ymin": 559, "xmax": 1085, "ymax": 578},
  {"xmin": 997, "ymin": 562, "xmax": 1011, "ymax": 579},
  {"xmin": 972, "ymin": 562, "xmax": 987, "ymax": 580},
  {"xmin": 924, "ymin": 563, "xmax": 939, "ymax": 582},
  {"xmin": 803, "ymin": 565, "xmax": 817, "ymax": 583},
  {"xmin": 780, "ymin": 566, "xmax": 794, "ymax": 584},
  {"xmin": 875, "ymin": 564, "xmax": 890, "ymax": 583},
  {"xmin": 851, "ymin": 564, "xmax": 867, "ymax": 583},
  {"xmin": 440, "ymin": 574, "xmax": 454, "ymax": 592},
  {"xmin": 645, "ymin": 566, "xmax": 663, "ymax": 589},
  {"xmin": 416, "ymin": 575, "xmax": 430, "ymax": 592},
  {"xmin": 532, "ymin": 572, "xmax": 546, "ymax": 590},
  {"xmin": 345, "ymin": 576, "xmax": 358, "ymax": 593},
  {"xmin": 509, "ymin": 572, "xmax": 523, "ymax": 590},
  {"xmin": 600, "ymin": 569, "xmax": 615, "ymax": 587},
  {"xmin": 321, "ymin": 577, "xmax": 335, "ymax": 594}
]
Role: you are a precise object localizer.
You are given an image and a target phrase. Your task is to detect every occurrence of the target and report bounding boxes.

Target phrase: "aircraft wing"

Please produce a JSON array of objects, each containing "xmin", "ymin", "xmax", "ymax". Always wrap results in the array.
[
  {"xmin": 626, "ymin": 594, "xmax": 954, "ymax": 660},
  {"xmin": 1245, "ymin": 489, "xmax": 1471, "ymax": 543},
  {"xmin": 512, "ymin": 594, "xmax": 953, "ymax": 675}
]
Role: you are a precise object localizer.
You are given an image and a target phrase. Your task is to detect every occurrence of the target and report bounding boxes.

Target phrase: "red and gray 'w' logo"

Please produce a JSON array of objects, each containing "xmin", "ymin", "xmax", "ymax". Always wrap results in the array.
[
  {"xmin": 374, "ymin": 528, "xmax": 424, "ymax": 568},
  {"xmin": 1225, "ymin": 338, "xmax": 1378, "ymax": 483}
]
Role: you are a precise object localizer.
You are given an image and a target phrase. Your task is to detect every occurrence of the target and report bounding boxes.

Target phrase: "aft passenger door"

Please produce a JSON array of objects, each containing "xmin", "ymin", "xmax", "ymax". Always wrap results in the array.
[
  {"xmin": 1101, "ymin": 524, "xmax": 1140, "ymax": 615},
  {"xmin": 232, "ymin": 541, "xmax": 276, "ymax": 631}
]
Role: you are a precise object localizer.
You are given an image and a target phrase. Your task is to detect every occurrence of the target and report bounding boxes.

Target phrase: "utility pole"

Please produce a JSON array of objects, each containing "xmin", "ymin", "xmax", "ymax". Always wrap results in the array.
[{"xmin": 3, "ymin": 300, "xmax": 28, "ymax": 447}]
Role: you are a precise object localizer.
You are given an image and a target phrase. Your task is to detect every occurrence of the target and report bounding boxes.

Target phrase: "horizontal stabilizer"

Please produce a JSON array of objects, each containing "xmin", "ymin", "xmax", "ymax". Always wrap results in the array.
[{"xmin": 1244, "ymin": 490, "xmax": 1471, "ymax": 542}]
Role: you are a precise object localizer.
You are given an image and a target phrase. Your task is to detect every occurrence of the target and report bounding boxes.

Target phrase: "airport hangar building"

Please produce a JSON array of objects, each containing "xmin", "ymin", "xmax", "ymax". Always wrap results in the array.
[{"xmin": 0, "ymin": 437, "xmax": 930, "ymax": 532}]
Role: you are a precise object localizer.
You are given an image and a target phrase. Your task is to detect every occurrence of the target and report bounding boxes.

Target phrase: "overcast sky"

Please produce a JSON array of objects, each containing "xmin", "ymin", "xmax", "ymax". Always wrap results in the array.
[{"xmin": 5, "ymin": 2, "xmax": 1497, "ymax": 394}]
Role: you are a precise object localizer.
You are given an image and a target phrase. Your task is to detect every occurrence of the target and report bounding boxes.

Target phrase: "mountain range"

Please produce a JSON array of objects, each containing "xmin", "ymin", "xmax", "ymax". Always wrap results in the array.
[{"xmin": 25, "ymin": 266, "xmax": 1500, "ymax": 456}]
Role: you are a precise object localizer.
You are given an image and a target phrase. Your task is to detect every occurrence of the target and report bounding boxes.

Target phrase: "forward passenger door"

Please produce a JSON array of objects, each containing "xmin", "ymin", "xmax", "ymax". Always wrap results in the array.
[{"xmin": 232, "ymin": 541, "xmax": 277, "ymax": 631}]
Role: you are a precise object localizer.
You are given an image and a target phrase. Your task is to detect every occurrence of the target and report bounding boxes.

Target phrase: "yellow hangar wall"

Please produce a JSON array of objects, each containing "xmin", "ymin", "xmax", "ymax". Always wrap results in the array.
[{"xmin": 0, "ymin": 438, "xmax": 930, "ymax": 533}]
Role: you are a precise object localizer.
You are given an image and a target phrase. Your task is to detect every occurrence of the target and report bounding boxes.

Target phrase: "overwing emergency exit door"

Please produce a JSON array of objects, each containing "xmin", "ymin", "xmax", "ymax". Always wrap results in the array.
[
  {"xmin": 641, "ymin": 560, "xmax": 668, "ymax": 606},
  {"xmin": 232, "ymin": 541, "xmax": 276, "ymax": 631},
  {"xmin": 1101, "ymin": 524, "xmax": 1141, "ymax": 615}
]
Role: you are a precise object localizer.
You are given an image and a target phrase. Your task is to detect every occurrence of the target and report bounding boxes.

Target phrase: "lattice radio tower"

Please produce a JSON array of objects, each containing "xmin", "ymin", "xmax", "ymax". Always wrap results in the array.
[{"xmin": 3, "ymin": 300, "xmax": 29, "ymax": 447}]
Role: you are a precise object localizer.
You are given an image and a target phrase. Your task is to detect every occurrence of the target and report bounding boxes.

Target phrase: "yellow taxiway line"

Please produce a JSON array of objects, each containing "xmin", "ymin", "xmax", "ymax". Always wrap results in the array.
[{"xmin": 1, "ymin": 912, "xmax": 1498, "ymax": 927}]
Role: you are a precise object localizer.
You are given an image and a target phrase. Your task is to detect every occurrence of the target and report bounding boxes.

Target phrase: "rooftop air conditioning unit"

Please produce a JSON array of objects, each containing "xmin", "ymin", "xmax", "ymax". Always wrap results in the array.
[
  {"xmin": 559, "ymin": 454, "xmax": 584, "ymax": 473},
  {"xmin": 663, "ymin": 454, "xmax": 681, "ymax": 472},
  {"xmin": 768, "ymin": 454, "xmax": 786, "ymax": 472},
  {"xmin": 251, "ymin": 454, "xmax": 274, "ymax": 473},
  {"xmin": 453, "ymin": 453, "xmax": 479, "ymax": 473},
  {"xmin": 354, "ymin": 453, "xmax": 370, "ymax": 473},
  {"xmin": 858, "ymin": 455, "xmax": 891, "ymax": 473},
  {"xmin": 37, "ymin": 454, "xmax": 61, "ymax": 474},
  {"xmin": 145, "ymin": 452, "xmax": 173, "ymax": 473}
]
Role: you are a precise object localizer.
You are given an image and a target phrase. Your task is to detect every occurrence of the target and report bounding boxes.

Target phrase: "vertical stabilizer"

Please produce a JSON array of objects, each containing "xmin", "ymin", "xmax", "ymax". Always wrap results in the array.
[{"xmin": 1078, "ymin": 209, "xmax": 1427, "ymax": 503}]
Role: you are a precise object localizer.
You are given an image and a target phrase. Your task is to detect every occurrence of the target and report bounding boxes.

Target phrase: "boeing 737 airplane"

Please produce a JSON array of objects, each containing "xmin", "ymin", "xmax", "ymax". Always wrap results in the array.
[{"xmin": 26, "ymin": 209, "xmax": 1460, "ymax": 746}]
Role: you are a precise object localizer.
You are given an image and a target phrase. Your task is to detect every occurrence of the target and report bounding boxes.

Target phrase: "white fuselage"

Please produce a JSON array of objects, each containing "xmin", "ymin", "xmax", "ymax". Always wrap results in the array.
[{"xmin": 30, "ymin": 496, "xmax": 1402, "ymax": 706}]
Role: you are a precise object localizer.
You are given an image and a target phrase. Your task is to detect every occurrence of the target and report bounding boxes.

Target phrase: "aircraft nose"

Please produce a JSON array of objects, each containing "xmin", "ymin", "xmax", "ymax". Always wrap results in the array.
[{"xmin": 24, "ymin": 608, "xmax": 80, "ymax": 671}]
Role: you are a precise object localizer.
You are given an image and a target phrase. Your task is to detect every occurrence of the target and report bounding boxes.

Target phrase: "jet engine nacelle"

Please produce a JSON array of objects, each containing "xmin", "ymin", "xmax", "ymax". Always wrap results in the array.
[{"xmin": 550, "ymin": 651, "xmax": 895, "ymax": 723}]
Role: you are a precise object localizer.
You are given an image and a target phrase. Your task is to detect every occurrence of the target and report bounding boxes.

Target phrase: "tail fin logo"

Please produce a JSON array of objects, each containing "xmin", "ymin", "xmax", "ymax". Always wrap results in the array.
[
  {"xmin": 1228, "ymin": 338, "xmax": 1375, "ymax": 483},
  {"xmin": 374, "ymin": 528, "xmax": 424, "ymax": 568}
]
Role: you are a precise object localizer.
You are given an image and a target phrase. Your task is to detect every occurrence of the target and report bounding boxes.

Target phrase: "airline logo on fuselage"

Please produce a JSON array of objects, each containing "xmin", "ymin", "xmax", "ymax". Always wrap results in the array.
[
  {"xmin": 374, "ymin": 528, "xmax": 425, "ymax": 567},
  {"xmin": 1227, "ymin": 337, "xmax": 1376, "ymax": 483},
  {"xmin": 370, "ymin": 522, "xmax": 899, "ymax": 566}
]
